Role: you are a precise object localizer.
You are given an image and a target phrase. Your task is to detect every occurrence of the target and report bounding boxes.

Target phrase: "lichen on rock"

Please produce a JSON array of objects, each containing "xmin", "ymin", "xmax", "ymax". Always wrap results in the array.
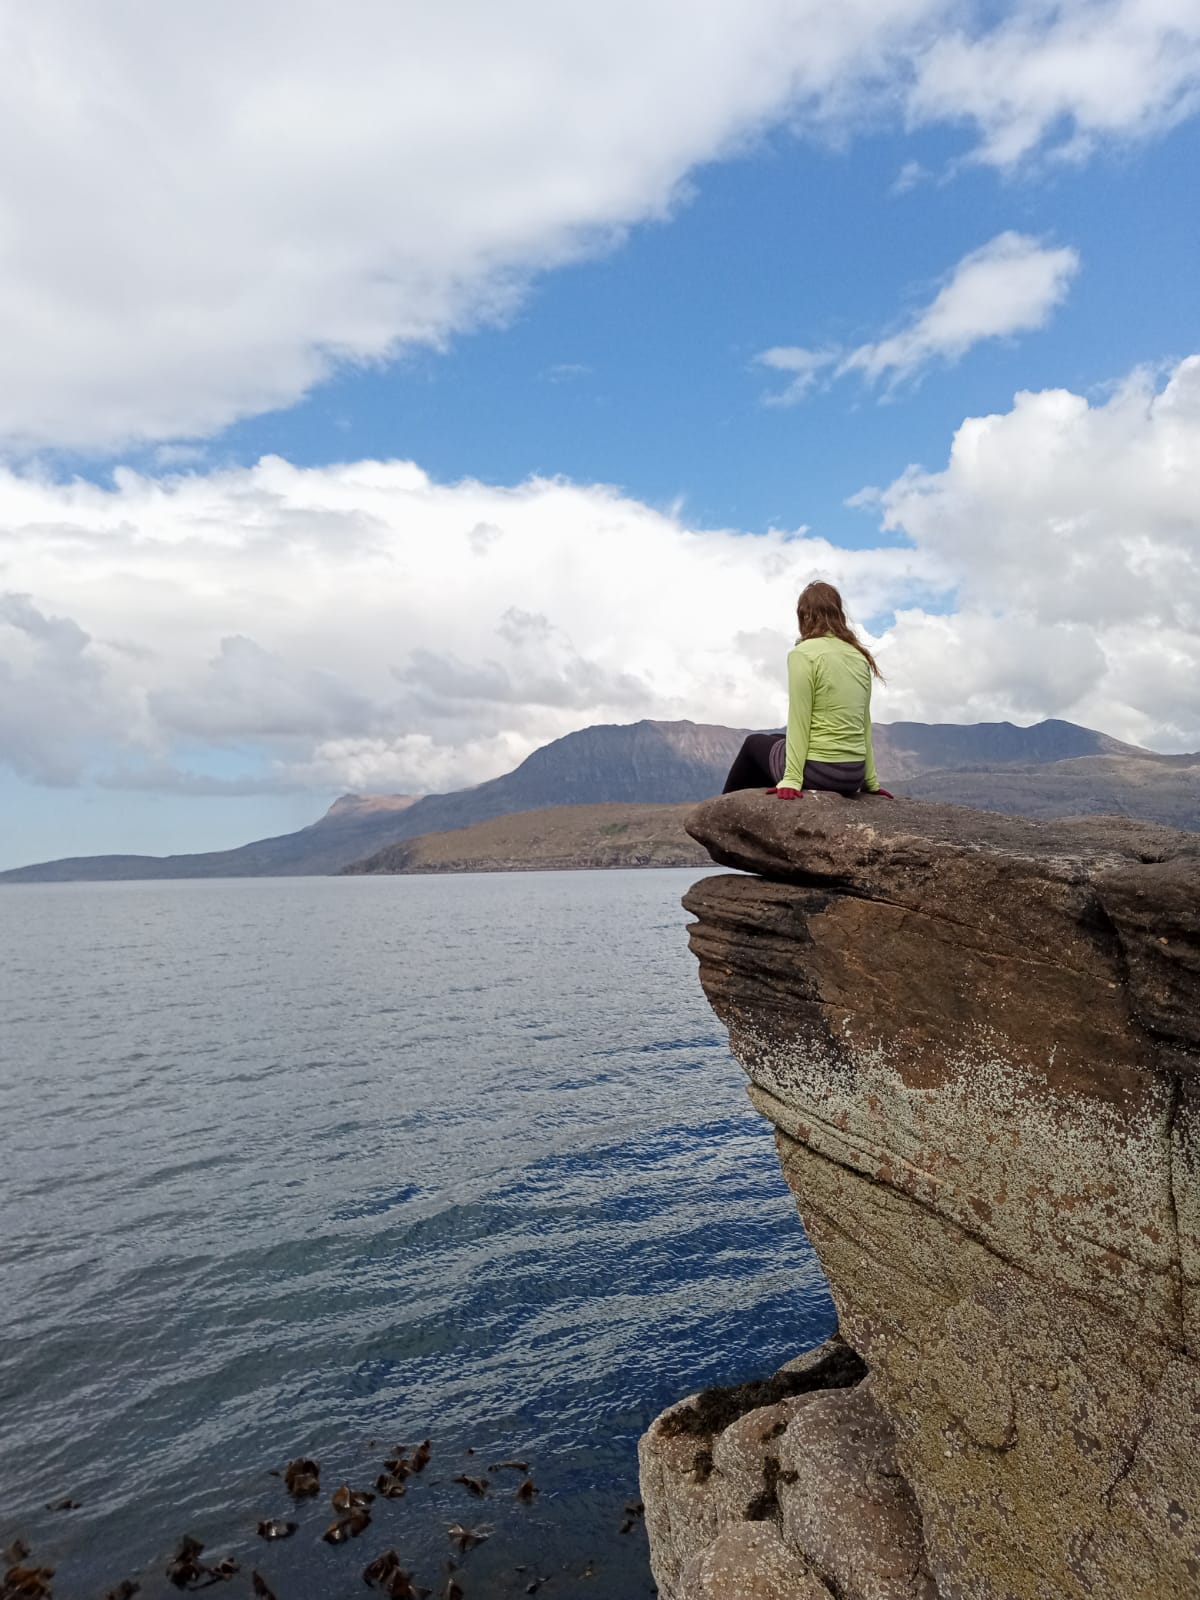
[{"xmin": 641, "ymin": 793, "xmax": 1200, "ymax": 1600}]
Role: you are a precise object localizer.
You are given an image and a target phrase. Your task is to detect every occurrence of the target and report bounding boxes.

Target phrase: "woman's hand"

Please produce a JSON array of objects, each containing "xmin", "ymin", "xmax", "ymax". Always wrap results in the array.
[
  {"xmin": 868, "ymin": 788, "xmax": 895, "ymax": 798},
  {"xmin": 766, "ymin": 787, "xmax": 803, "ymax": 799}
]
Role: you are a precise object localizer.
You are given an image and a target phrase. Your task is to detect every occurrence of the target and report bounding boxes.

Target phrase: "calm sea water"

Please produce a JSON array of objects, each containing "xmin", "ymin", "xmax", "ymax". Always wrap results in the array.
[{"xmin": 0, "ymin": 869, "xmax": 833, "ymax": 1599}]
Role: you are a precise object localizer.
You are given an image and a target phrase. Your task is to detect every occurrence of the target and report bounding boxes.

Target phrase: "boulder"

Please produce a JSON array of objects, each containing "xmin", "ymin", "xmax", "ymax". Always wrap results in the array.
[
  {"xmin": 679, "ymin": 1522, "xmax": 833, "ymax": 1599},
  {"xmin": 639, "ymin": 1337, "xmax": 865, "ymax": 1598},
  {"xmin": 775, "ymin": 1381, "xmax": 938, "ymax": 1600}
]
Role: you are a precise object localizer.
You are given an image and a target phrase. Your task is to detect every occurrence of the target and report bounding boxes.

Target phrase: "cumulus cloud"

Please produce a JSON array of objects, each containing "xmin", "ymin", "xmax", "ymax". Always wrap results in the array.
[
  {"xmin": 0, "ymin": 1, "xmax": 1195, "ymax": 452},
  {"xmin": 1, "ymin": 356, "xmax": 1198, "ymax": 801},
  {"xmin": 759, "ymin": 233, "xmax": 1080, "ymax": 401},
  {"xmin": 872, "ymin": 357, "xmax": 1200, "ymax": 626},
  {"xmin": 867, "ymin": 355, "xmax": 1200, "ymax": 747},
  {"xmin": 909, "ymin": 0, "xmax": 1200, "ymax": 168},
  {"xmin": 0, "ymin": 456, "xmax": 940, "ymax": 795},
  {"xmin": 840, "ymin": 232, "xmax": 1080, "ymax": 384},
  {"xmin": 0, "ymin": 594, "xmax": 134, "ymax": 784},
  {"xmin": 149, "ymin": 635, "xmax": 383, "ymax": 742}
]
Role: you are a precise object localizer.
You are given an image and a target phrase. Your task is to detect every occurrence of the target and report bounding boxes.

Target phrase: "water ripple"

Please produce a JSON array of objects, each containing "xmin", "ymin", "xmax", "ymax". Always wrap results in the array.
[{"xmin": 0, "ymin": 870, "xmax": 833, "ymax": 1598}]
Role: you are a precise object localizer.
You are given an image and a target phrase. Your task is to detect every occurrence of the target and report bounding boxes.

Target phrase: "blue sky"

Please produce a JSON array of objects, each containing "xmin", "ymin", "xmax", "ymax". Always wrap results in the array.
[
  {"xmin": 202, "ymin": 119, "xmax": 1200, "ymax": 543},
  {"xmin": 2, "ymin": 1, "xmax": 1199, "ymax": 868}
]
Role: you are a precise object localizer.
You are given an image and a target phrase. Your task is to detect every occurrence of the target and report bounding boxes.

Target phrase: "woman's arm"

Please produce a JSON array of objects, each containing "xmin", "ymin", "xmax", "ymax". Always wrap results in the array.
[
  {"xmin": 863, "ymin": 708, "xmax": 880, "ymax": 793},
  {"xmin": 779, "ymin": 648, "xmax": 813, "ymax": 791}
]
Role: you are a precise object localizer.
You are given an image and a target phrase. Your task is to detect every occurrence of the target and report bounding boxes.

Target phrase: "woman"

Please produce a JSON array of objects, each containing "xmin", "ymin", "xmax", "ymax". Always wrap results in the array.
[{"xmin": 723, "ymin": 581, "xmax": 892, "ymax": 799}]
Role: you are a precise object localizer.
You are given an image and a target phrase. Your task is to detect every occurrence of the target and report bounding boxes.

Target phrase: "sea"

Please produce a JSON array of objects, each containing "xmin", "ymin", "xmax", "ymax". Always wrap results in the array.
[{"xmin": 0, "ymin": 869, "xmax": 834, "ymax": 1599}]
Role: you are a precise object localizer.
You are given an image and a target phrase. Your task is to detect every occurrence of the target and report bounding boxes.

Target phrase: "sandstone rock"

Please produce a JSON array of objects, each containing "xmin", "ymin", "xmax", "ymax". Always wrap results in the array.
[
  {"xmin": 775, "ymin": 1381, "xmax": 938, "ymax": 1600},
  {"xmin": 710, "ymin": 1394, "xmax": 820, "ymax": 1530},
  {"xmin": 679, "ymin": 1522, "xmax": 833, "ymax": 1599},
  {"xmin": 639, "ymin": 1337, "xmax": 865, "ymax": 1599},
  {"xmin": 656, "ymin": 793, "xmax": 1200, "ymax": 1600},
  {"xmin": 638, "ymin": 1390, "xmax": 721, "ymax": 1597}
]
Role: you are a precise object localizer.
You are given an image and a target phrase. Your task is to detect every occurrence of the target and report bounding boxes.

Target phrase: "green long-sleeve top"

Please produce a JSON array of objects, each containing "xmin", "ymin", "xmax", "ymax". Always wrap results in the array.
[{"xmin": 781, "ymin": 634, "xmax": 880, "ymax": 792}]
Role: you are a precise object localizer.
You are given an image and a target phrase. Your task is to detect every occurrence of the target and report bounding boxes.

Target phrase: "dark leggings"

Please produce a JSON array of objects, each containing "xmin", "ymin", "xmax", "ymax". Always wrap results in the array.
[
  {"xmin": 722, "ymin": 734, "xmax": 866, "ymax": 795},
  {"xmin": 722, "ymin": 733, "xmax": 781, "ymax": 793}
]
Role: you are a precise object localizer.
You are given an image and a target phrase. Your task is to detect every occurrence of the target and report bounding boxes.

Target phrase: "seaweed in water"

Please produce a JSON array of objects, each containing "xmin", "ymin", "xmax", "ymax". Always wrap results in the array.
[
  {"xmin": 2, "ymin": 1557, "xmax": 55, "ymax": 1600},
  {"xmin": 446, "ymin": 1523, "xmax": 491, "ymax": 1552},
  {"xmin": 283, "ymin": 1456, "xmax": 320, "ymax": 1497}
]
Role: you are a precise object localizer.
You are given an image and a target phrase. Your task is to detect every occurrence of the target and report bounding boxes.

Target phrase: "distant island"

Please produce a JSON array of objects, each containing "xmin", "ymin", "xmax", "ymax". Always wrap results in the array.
[{"xmin": 1, "ymin": 716, "xmax": 1197, "ymax": 882}]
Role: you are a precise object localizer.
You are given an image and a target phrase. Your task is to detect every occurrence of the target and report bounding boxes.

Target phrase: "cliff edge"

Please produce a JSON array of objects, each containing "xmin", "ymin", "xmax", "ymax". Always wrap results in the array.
[{"xmin": 640, "ymin": 792, "xmax": 1200, "ymax": 1600}]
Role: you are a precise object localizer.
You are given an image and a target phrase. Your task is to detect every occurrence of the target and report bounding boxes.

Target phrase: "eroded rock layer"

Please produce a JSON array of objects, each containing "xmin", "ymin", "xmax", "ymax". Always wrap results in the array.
[{"xmin": 642, "ymin": 793, "xmax": 1200, "ymax": 1600}]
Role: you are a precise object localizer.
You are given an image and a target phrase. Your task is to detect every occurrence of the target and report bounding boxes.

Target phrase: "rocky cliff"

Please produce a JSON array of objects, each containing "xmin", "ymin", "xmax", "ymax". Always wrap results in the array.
[{"xmin": 640, "ymin": 792, "xmax": 1200, "ymax": 1600}]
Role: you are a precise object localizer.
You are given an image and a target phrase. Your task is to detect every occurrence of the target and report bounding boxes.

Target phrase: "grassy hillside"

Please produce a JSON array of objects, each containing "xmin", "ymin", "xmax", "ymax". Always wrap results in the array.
[{"xmin": 341, "ymin": 802, "xmax": 710, "ymax": 874}]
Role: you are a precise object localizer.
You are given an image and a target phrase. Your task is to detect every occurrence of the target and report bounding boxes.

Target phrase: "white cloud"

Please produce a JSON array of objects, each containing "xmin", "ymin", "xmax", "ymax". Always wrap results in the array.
[
  {"xmin": 909, "ymin": 0, "xmax": 1200, "ymax": 168},
  {"xmin": 757, "ymin": 346, "xmax": 843, "ymax": 405},
  {"xmin": 840, "ymin": 232, "xmax": 1080, "ymax": 384},
  {"xmin": 759, "ymin": 233, "xmax": 1080, "ymax": 401},
  {"xmin": 0, "ymin": 2, "xmax": 1196, "ymax": 452},
  {"xmin": 0, "ymin": 0, "xmax": 938, "ymax": 455},
  {"xmin": 0, "ymin": 594, "xmax": 131, "ymax": 784},
  {"xmin": 868, "ymin": 355, "xmax": 1200, "ymax": 747},
  {"xmin": 1, "ymin": 356, "xmax": 1198, "ymax": 803},
  {"xmin": 873, "ymin": 357, "xmax": 1200, "ymax": 628},
  {"xmin": 0, "ymin": 456, "xmax": 940, "ymax": 795},
  {"xmin": 149, "ymin": 635, "xmax": 383, "ymax": 742},
  {"xmin": 891, "ymin": 158, "xmax": 932, "ymax": 194}
]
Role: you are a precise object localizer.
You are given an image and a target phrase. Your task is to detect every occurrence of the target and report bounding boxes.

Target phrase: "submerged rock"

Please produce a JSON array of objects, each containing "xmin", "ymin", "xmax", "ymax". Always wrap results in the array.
[{"xmin": 643, "ymin": 792, "xmax": 1200, "ymax": 1600}]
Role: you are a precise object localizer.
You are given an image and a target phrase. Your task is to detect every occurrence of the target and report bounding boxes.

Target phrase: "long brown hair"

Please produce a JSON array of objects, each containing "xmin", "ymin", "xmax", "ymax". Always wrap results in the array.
[{"xmin": 796, "ymin": 581, "xmax": 882, "ymax": 679}]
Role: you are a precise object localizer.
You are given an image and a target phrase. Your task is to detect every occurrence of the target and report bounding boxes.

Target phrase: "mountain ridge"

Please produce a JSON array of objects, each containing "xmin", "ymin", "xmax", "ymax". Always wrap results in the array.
[{"xmin": 2, "ymin": 717, "xmax": 1194, "ymax": 881}]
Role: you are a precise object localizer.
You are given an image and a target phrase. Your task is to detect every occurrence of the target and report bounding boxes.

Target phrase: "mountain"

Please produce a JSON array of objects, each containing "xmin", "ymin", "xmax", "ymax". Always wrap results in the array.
[
  {"xmin": 905, "ymin": 751, "xmax": 1200, "ymax": 831},
  {"xmin": 870, "ymin": 717, "xmax": 1144, "ymax": 778},
  {"xmin": 341, "ymin": 802, "xmax": 709, "ymax": 875},
  {"xmin": 0, "ymin": 721, "xmax": 748, "ymax": 881},
  {"xmin": 1, "ymin": 717, "xmax": 1194, "ymax": 882},
  {"xmin": 386, "ymin": 717, "xmax": 749, "ymax": 832}
]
